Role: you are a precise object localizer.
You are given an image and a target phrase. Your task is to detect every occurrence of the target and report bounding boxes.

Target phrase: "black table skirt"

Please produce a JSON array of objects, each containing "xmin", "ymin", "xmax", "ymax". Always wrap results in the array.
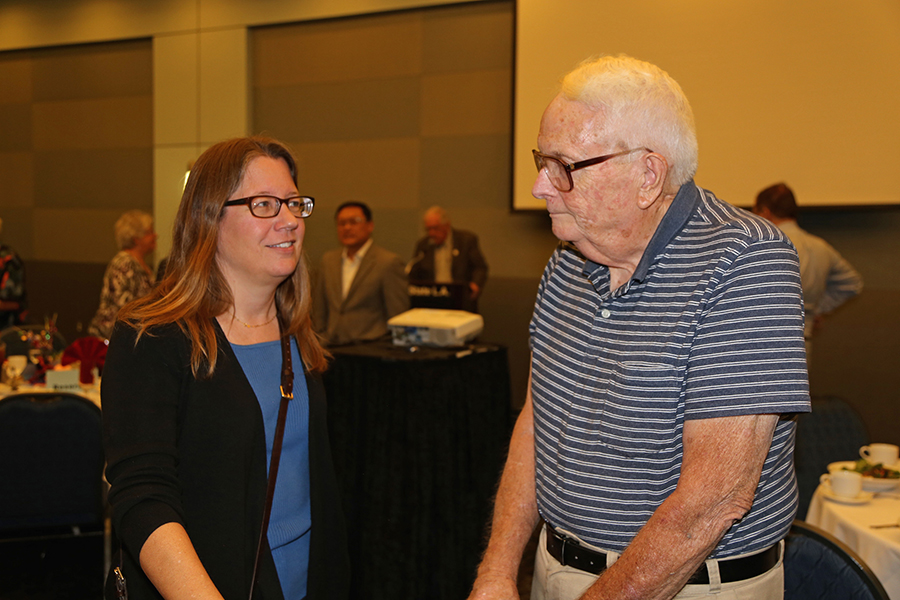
[{"xmin": 322, "ymin": 341, "xmax": 512, "ymax": 600}]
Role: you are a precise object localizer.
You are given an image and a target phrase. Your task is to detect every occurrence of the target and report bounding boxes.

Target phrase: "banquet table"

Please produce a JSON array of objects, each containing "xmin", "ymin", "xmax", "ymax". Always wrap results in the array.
[
  {"xmin": 806, "ymin": 484, "xmax": 900, "ymax": 599},
  {"xmin": 322, "ymin": 340, "xmax": 512, "ymax": 600},
  {"xmin": 0, "ymin": 383, "xmax": 101, "ymax": 408}
]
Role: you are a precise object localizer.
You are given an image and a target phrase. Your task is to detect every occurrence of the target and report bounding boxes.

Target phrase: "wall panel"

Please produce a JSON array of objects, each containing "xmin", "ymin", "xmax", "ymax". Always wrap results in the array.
[
  {"xmin": 251, "ymin": 2, "xmax": 514, "ymax": 265},
  {"xmin": 0, "ymin": 39, "xmax": 152, "ymax": 272}
]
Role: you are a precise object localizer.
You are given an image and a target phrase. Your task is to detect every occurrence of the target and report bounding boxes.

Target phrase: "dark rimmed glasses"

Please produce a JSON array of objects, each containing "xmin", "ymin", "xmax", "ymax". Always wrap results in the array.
[
  {"xmin": 223, "ymin": 195, "xmax": 315, "ymax": 218},
  {"xmin": 532, "ymin": 148, "xmax": 651, "ymax": 192}
]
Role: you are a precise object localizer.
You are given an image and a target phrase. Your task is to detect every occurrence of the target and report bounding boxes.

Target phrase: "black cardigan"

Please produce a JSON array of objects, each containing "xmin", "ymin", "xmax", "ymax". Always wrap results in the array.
[{"xmin": 102, "ymin": 321, "xmax": 349, "ymax": 599}]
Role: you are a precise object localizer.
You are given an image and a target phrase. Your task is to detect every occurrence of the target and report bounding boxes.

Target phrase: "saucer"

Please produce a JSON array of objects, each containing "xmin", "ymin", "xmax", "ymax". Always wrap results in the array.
[
  {"xmin": 827, "ymin": 461, "xmax": 900, "ymax": 492},
  {"xmin": 820, "ymin": 484, "xmax": 873, "ymax": 505}
]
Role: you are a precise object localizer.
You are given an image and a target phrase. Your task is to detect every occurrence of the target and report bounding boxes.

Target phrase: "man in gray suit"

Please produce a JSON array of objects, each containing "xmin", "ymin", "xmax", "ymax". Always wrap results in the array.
[{"xmin": 313, "ymin": 201, "xmax": 409, "ymax": 345}]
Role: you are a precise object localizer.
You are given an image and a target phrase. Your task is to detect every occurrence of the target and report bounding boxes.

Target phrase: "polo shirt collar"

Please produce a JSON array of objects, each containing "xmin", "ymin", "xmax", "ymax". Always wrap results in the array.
[
  {"xmin": 579, "ymin": 181, "xmax": 701, "ymax": 291},
  {"xmin": 629, "ymin": 180, "xmax": 701, "ymax": 282}
]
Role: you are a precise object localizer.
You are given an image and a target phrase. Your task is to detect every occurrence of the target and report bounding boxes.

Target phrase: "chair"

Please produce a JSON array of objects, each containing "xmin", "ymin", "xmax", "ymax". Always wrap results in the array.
[
  {"xmin": 0, "ymin": 392, "xmax": 108, "ymax": 595},
  {"xmin": 793, "ymin": 395, "xmax": 869, "ymax": 519},
  {"xmin": 784, "ymin": 520, "xmax": 889, "ymax": 600}
]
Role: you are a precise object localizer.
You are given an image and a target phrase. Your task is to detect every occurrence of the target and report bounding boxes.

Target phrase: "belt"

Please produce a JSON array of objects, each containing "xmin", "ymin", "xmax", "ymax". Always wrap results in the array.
[{"xmin": 545, "ymin": 525, "xmax": 780, "ymax": 585}]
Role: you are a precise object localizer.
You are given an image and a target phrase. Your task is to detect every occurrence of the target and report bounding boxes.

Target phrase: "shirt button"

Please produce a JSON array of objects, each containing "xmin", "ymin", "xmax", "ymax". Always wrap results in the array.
[{"xmin": 601, "ymin": 308, "xmax": 611, "ymax": 318}]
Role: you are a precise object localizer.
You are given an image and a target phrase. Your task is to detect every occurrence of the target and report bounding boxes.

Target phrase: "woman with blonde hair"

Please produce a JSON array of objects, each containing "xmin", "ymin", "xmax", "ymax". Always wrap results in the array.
[
  {"xmin": 102, "ymin": 136, "xmax": 349, "ymax": 599},
  {"xmin": 87, "ymin": 209, "xmax": 156, "ymax": 338}
]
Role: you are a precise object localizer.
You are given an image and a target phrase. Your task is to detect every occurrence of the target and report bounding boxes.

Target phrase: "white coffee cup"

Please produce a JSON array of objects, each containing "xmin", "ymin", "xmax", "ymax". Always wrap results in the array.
[
  {"xmin": 820, "ymin": 470, "xmax": 863, "ymax": 498},
  {"xmin": 860, "ymin": 443, "xmax": 900, "ymax": 466}
]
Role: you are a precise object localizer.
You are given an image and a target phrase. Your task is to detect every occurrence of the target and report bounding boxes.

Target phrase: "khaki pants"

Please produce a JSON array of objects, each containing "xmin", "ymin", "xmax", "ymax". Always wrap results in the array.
[{"xmin": 531, "ymin": 526, "xmax": 784, "ymax": 600}]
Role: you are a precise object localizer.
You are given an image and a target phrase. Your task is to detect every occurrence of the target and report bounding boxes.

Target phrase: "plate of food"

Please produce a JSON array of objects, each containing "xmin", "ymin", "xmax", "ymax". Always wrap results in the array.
[{"xmin": 828, "ymin": 459, "xmax": 900, "ymax": 492}]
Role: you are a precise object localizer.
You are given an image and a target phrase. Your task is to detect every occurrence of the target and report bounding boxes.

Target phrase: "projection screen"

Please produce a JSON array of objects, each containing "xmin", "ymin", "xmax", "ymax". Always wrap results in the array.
[{"xmin": 513, "ymin": 0, "xmax": 900, "ymax": 210}]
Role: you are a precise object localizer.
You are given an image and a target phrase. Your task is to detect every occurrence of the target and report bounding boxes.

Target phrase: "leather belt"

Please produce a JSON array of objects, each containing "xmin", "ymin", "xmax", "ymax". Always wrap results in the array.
[{"xmin": 545, "ymin": 525, "xmax": 780, "ymax": 585}]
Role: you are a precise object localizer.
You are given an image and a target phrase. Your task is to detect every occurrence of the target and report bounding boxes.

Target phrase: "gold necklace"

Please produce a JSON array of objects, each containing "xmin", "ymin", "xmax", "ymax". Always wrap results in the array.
[{"xmin": 232, "ymin": 311, "xmax": 277, "ymax": 328}]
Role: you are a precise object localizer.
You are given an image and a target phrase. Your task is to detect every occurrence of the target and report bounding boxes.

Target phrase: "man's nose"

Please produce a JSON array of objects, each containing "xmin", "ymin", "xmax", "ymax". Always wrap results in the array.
[{"xmin": 531, "ymin": 167, "xmax": 556, "ymax": 200}]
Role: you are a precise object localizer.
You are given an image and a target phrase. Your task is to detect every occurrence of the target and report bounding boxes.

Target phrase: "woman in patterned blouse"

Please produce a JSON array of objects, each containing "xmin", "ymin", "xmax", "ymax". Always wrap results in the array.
[{"xmin": 88, "ymin": 210, "xmax": 157, "ymax": 339}]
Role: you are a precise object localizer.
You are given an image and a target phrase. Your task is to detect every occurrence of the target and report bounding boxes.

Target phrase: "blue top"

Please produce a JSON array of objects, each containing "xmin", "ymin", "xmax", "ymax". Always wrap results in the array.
[
  {"xmin": 530, "ymin": 181, "xmax": 811, "ymax": 557},
  {"xmin": 231, "ymin": 338, "xmax": 311, "ymax": 599}
]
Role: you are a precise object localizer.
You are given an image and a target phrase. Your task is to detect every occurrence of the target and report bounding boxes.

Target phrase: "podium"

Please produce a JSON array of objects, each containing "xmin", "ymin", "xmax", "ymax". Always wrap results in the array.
[{"xmin": 408, "ymin": 281, "xmax": 470, "ymax": 311}]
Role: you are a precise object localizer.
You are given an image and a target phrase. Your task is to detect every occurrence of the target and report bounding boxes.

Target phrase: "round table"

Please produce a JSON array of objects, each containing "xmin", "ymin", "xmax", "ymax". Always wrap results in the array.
[
  {"xmin": 0, "ymin": 383, "xmax": 101, "ymax": 408},
  {"xmin": 806, "ymin": 484, "xmax": 900, "ymax": 598}
]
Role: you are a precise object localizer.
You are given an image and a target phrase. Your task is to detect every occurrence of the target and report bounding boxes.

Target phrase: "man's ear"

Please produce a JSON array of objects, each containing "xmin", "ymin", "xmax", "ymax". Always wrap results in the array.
[{"xmin": 636, "ymin": 152, "xmax": 669, "ymax": 209}]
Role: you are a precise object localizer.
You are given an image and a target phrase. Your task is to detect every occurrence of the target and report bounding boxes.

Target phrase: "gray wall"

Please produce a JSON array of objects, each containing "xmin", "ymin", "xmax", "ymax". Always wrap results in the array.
[{"xmin": 800, "ymin": 209, "xmax": 900, "ymax": 446}]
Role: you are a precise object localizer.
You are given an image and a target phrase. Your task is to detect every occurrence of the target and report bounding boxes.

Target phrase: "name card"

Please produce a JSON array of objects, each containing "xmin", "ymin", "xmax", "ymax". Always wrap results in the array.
[{"xmin": 45, "ymin": 366, "xmax": 81, "ymax": 391}]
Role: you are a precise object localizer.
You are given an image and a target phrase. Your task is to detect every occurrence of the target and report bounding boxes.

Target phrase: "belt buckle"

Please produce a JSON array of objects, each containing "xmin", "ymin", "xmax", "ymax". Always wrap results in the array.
[
  {"xmin": 559, "ymin": 533, "xmax": 570, "ymax": 566},
  {"xmin": 555, "ymin": 529, "xmax": 579, "ymax": 568}
]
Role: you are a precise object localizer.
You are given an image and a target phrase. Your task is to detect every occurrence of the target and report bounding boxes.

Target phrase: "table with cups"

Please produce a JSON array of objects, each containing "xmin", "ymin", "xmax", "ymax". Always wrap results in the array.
[{"xmin": 806, "ymin": 443, "xmax": 900, "ymax": 599}]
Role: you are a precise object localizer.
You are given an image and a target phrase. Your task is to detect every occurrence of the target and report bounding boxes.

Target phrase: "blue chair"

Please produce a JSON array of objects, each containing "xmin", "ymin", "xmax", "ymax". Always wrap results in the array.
[
  {"xmin": 785, "ymin": 520, "xmax": 889, "ymax": 600},
  {"xmin": 793, "ymin": 395, "xmax": 869, "ymax": 519},
  {"xmin": 0, "ymin": 392, "xmax": 107, "ymax": 596}
]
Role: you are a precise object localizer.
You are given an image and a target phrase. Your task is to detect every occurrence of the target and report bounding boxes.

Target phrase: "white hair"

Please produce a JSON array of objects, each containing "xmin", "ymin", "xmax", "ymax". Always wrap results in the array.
[{"xmin": 560, "ymin": 54, "xmax": 698, "ymax": 188}]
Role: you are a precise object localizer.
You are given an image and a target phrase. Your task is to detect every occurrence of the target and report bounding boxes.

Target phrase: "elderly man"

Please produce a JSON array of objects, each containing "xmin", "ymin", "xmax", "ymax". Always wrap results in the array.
[
  {"xmin": 467, "ymin": 55, "xmax": 809, "ymax": 600},
  {"xmin": 313, "ymin": 201, "xmax": 409, "ymax": 345},
  {"xmin": 754, "ymin": 183, "xmax": 862, "ymax": 354},
  {"xmin": 408, "ymin": 206, "xmax": 488, "ymax": 312}
]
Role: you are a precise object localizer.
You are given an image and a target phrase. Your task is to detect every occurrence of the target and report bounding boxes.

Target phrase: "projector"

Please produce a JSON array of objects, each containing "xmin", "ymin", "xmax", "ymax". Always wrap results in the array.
[{"xmin": 387, "ymin": 308, "xmax": 483, "ymax": 347}]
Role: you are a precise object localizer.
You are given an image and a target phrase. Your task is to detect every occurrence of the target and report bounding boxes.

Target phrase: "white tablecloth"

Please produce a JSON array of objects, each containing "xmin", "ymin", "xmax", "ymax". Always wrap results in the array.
[
  {"xmin": 806, "ymin": 484, "xmax": 900, "ymax": 599},
  {"xmin": 0, "ymin": 383, "xmax": 101, "ymax": 408}
]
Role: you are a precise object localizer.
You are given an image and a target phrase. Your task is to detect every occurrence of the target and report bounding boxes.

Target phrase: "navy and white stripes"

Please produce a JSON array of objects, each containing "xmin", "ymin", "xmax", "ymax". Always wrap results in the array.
[{"xmin": 530, "ymin": 182, "xmax": 810, "ymax": 557}]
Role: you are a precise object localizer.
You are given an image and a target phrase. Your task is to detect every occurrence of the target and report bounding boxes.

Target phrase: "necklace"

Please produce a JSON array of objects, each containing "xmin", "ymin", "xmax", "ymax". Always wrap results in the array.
[{"xmin": 232, "ymin": 311, "xmax": 277, "ymax": 328}]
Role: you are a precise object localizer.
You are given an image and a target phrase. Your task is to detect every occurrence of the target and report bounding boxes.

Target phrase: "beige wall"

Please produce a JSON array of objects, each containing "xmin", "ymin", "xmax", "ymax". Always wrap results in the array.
[
  {"xmin": 0, "ymin": 40, "xmax": 152, "ymax": 263},
  {"xmin": 248, "ymin": 3, "xmax": 555, "ymax": 275},
  {"xmin": 0, "ymin": 0, "xmax": 490, "ymax": 259}
]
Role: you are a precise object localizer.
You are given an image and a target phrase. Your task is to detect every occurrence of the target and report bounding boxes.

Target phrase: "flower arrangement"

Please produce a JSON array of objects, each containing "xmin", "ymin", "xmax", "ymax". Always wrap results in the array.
[{"xmin": 10, "ymin": 316, "xmax": 65, "ymax": 384}]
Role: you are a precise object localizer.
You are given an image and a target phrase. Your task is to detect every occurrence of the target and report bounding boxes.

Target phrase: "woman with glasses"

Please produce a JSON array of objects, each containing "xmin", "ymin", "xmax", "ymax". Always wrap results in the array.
[{"xmin": 102, "ymin": 136, "xmax": 349, "ymax": 600}]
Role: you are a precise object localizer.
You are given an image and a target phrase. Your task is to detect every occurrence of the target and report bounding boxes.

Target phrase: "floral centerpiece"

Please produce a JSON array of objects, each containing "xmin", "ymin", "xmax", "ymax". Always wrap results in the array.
[{"xmin": 13, "ymin": 316, "xmax": 64, "ymax": 384}]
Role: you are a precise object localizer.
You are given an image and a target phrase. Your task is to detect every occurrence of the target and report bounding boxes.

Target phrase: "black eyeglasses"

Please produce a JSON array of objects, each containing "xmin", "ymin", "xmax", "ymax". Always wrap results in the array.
[
  {"xmin": 532, "ymin": 148, "xmax": 651, "ymax": 192},
  {"xmin": 223, "ymin": 195, "xmax": 315, "ymax": 218}
]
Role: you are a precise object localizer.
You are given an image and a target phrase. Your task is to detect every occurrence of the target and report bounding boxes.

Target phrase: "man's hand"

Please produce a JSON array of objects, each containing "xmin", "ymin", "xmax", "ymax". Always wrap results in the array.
[
  {"xmin": 467, "ymin": 571, "xmax": 520, "ymax": 600},
  {"xmin": 469, "ymin": 281, "xmax": 482, "ymax": 299}
]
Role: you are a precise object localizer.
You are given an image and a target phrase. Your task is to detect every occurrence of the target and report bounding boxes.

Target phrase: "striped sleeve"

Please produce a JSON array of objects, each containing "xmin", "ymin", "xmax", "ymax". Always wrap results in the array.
[{"xmin": 685, "ymin": 237, "xmax": 809, "ymax": 418}]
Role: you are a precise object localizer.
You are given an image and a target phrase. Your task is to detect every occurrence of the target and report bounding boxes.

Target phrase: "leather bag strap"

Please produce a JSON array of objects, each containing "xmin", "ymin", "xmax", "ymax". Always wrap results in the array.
[{"xmin": 248, "ymin": 316, "xmax": 294, "ymax": 600}]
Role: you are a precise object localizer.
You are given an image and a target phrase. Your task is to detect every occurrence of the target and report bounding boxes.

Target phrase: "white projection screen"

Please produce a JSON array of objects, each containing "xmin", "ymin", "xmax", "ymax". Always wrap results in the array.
[{"xmin": 513, "ymin": 0, "xmax": 900, "ymax": 210}]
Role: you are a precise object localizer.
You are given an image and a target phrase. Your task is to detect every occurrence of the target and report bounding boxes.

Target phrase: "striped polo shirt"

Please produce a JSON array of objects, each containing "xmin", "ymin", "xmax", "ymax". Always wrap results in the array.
[{"xmin": 529, "ymin": 181, "xmax": 811, "ymax": 558}]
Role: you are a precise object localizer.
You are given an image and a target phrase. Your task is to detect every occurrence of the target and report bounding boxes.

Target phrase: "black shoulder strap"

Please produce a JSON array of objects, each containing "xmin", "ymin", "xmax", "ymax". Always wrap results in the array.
[{"xmin": 249, "ymin": 317, "xmax": 293, "ymax": 600}]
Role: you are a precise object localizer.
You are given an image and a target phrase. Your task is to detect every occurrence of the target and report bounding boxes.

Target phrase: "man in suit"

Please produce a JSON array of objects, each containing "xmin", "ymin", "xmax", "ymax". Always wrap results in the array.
[
  {"xmin": 313, "ymin": 201, "xmax": 409, "ymax": 345},
  {"xmin": 407, "ymin": 206, "xmax": 488, "ymax": 313}
]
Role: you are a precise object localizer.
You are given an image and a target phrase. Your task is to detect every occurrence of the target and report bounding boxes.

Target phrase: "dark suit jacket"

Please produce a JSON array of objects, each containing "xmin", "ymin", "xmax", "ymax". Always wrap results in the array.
[
  {"xmin": 408, "ymin": 228, "xmax": 488, "ymax": 312},
  {"xmin": 313, "ymin": 243, "xmax": 410, "ymax": 346}
]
